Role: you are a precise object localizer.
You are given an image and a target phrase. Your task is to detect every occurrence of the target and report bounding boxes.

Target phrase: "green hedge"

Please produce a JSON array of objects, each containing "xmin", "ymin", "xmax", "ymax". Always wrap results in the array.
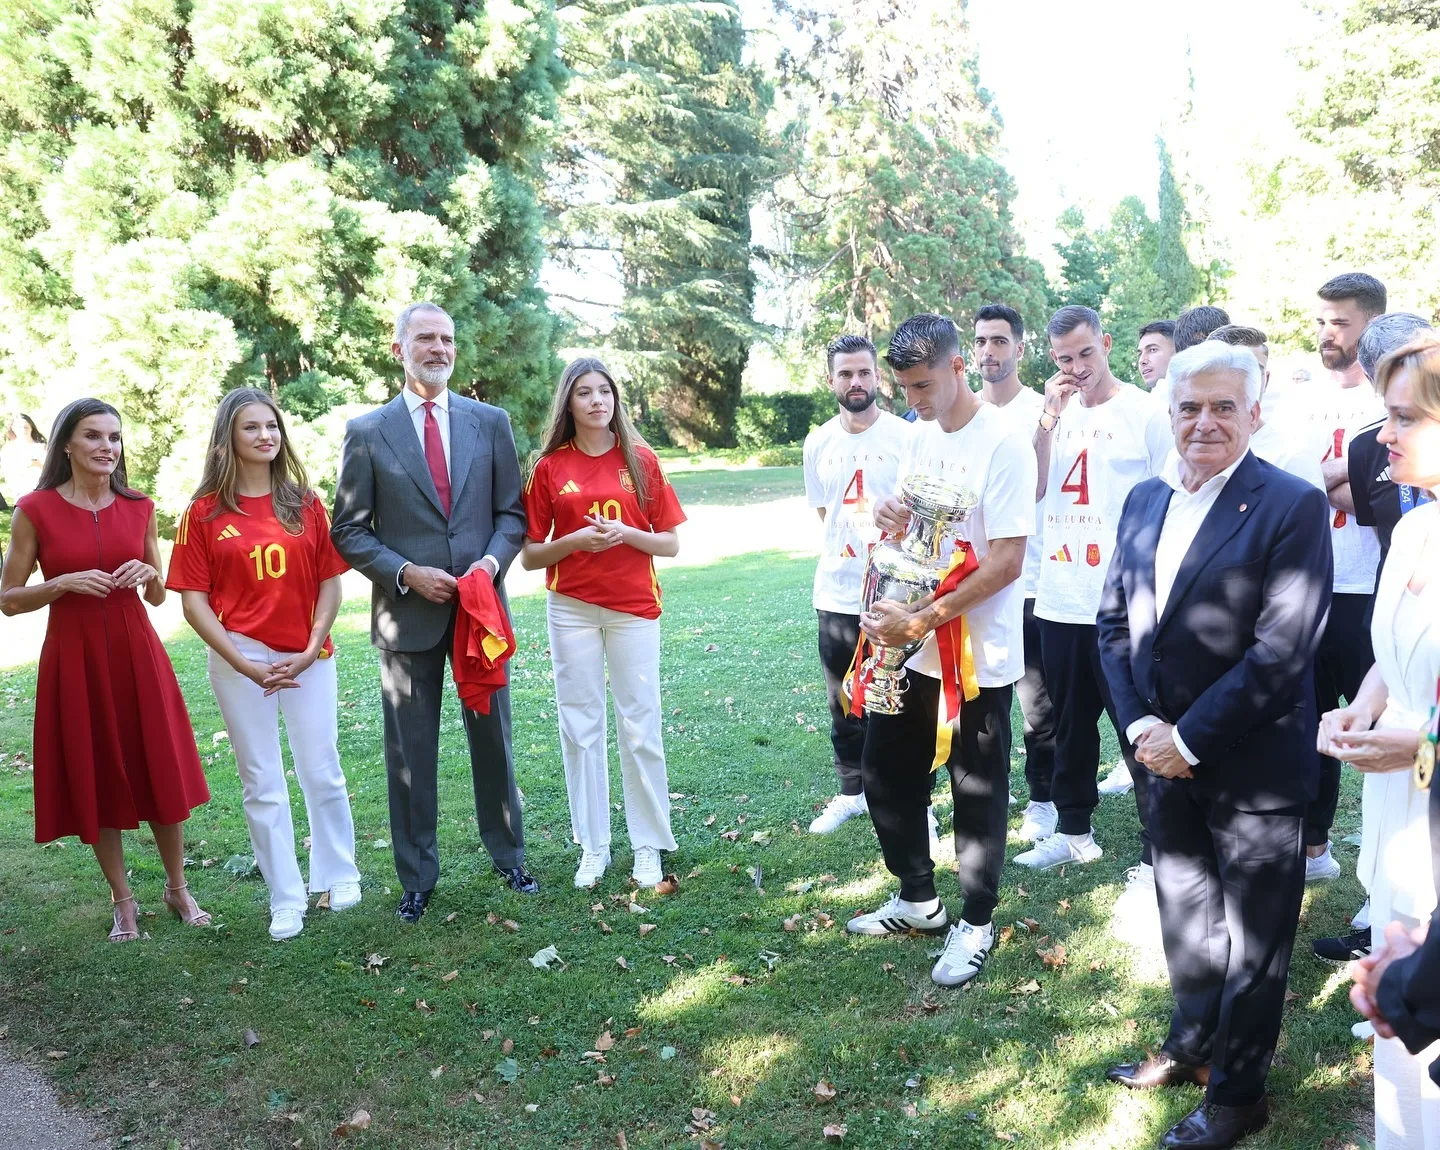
[{"xmin": 734, "ymin": 390, "xmax": 832, "ymax": 449}]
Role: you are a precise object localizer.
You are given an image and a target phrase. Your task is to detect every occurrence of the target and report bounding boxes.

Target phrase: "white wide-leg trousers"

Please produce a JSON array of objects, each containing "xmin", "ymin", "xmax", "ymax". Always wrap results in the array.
[
  {"xmin": 546, "ymin": 592, "xmax": 677, "ymax": 853},
  {"xmin": 207, "ymin": 633, "xmax": 360, "ymax": 913},
  {"xmin": 1375, "ymin": 909, "xmax": 1440, "ymax": 1149}
]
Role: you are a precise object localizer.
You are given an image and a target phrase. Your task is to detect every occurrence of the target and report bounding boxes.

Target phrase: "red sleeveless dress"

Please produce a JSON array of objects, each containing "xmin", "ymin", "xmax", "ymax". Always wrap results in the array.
[{"xmin": 17, "ymin": 488, "xmax": 209, "ymax": 843}]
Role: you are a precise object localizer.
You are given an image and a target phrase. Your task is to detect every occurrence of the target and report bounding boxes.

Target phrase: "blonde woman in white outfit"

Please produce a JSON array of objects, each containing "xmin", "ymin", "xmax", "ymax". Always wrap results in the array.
[
  {"xmin": 521, "ymin": 358, "xmax": 687, "ymax": 889},
  {"xmin": 1320, "ymin": 336, "xmax": 1440, "ymax": 1149},
  {"xmin": 167, "ymin": 388, "xmax": 360, "ymax": 942}
]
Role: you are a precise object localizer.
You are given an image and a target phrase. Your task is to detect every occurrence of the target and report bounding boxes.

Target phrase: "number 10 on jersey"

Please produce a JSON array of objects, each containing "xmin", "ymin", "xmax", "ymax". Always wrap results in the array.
[{"xmin": 248, "ymin": 543, "xmax": 287, "ymax": 580}]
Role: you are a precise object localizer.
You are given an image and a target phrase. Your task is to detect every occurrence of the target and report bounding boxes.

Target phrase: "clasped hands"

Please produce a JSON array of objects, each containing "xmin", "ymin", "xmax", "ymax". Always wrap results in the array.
[
  {"xmin": 403, "ymin": 557, "xmax": 499, "ymax": 605},
  {"xmin": 1133, "ymin": 722, "xmax": 1194, "ymax": 779},
  {"xmin": 62, "ymin": 559, "xmax": 159, "ymax": 597},
  {"xmin": 1351, "ymin": 918, "xmax": 1429, "ymax": 1039},
  {"xmin": 1317, "ymin": 704, "xmax": 1418, "ymax": 773},
  {"xmin": 241, "ymin": 649, "xmax": 319, "ymax": 696}
]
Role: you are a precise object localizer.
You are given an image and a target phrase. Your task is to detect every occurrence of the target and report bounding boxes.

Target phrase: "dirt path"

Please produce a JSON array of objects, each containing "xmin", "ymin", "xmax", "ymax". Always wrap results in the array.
[{"xmin": 0, "ymin": 1052, "xmax": 107, "ymax": 1149}]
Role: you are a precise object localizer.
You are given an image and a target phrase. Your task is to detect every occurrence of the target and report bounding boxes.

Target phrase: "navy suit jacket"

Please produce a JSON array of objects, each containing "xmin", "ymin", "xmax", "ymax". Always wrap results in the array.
[{"xmin": 1096, "ymin": 450, "xmax": 1333, "ymax": 811}]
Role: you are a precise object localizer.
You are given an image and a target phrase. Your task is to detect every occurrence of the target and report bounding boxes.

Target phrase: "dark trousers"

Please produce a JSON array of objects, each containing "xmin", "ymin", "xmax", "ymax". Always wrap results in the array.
[
  {"xmin": 1149, "ymin": 776, "xmax": 1306, "ymax": 1106},
  {"xmin": 1039, "ymin": 618, "xmax": 1152, "ymax": 864},
  {"xmin": 378, "ymin": 615, "xmax": 525, "ymax": 892},
  {"xmin": 1018, "ymin": 599, "xmax": 1056, "ymax": 801},
  {"xmin": 860, "ymin": 674, "xmax": 1013, "ymax": 925},
  {"xmin": 1307, "ymin": 592, "xmax": 1374, "ymax": 846},
  {"xmin": 817, "ymin": 610, "xmax": 865, "ymax": 796}
]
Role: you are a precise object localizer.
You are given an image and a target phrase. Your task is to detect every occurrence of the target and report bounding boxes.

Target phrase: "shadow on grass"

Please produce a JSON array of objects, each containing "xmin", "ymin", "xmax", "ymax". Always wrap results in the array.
[{"xmin": 0, "ymin": 550, "xmax": 1372, "ymax": 1148}]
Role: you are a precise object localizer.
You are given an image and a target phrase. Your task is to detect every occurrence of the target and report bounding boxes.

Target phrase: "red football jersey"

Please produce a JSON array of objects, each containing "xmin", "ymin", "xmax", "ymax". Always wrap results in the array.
[
  {"xmin": 523, "ymin": 442, "xmax": 686, "ymax": 619},
  {"xmin": 166, "ymin": 493, "xmax": 350, "ymax": 655}
]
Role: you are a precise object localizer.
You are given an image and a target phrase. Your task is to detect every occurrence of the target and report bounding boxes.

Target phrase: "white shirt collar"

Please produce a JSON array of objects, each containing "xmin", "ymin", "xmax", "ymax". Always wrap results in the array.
[
  {"xmin": 402, "ymin": 385, "xmax": 450, "ymax": 415},
  {"xmin": 1161, "ymin": 449, "xmax": 1246, "ymax": 497}
]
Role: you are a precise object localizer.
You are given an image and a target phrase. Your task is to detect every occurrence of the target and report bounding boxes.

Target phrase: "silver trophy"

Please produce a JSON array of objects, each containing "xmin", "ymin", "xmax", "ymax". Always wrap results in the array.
[{"xmin": 846, "ymin": 475, "xmax": 978, "ymax": 714}]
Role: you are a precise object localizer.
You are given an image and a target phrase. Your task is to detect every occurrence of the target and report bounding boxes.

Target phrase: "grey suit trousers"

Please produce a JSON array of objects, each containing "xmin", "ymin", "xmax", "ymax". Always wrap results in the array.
[{"xmin": 378, "ymin": 611, "xmax": 524, "ymax": 891}]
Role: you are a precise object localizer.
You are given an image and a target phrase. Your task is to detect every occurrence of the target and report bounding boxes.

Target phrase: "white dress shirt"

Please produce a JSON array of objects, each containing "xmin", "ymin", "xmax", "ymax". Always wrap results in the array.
[
  {"xmin": 1125, "ymin": 450, "xmax": 1247, "ymax": 766},
  {"xmin": 402, "ymin": 384, "xmax": 451, "ymax": 474},
  {"xmin": 395, "ymin": 385, "xmax": 498, "ymax": 589}
]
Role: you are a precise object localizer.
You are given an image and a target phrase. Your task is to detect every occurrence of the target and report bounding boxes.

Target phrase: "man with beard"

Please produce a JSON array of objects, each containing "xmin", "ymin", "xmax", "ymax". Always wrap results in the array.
[
  {"xmin": 1280, "ymin": 273, "xmax": 1388, "ymax": 885},
  {"xmin": 332, "ymin": 302, "xmax": 534, "ymax": 922},
  {"xmin": 1017, "ymin": 306, "xmax": 1170, "ymax": 880},
  {"xmin": 803, "ymin": 335, "xmax": 911, "ymax": 834},
  {"xmin": 972, "ymin": 305, "xmax": 1055, "ymax": 841}
]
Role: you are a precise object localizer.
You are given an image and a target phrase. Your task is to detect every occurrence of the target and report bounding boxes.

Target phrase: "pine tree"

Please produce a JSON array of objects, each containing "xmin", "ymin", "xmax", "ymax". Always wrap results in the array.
[
  {"xmin": 553, "ymin": 0, "xmax": 775, "ymax": 449},
  {"xmin": 0, "ymin": 0, "xmax": 562, "ymax": 511},
  {"xmin": 1153, "ymin": 138, "xmax": 1202, "ymax": 317}
]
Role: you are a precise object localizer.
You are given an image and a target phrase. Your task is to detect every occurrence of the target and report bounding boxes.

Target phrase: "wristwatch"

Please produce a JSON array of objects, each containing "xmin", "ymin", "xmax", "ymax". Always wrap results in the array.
[{"xmin": 1038, "ymin": 411, "xmax": 1059, "ymax": 432}]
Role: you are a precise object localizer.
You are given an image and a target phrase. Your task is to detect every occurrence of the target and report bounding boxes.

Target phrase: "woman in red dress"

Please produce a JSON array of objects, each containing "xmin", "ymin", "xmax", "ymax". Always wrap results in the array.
[{"xmin": 0, "ymin": 399, "xmax": 212, "ymax": 942}]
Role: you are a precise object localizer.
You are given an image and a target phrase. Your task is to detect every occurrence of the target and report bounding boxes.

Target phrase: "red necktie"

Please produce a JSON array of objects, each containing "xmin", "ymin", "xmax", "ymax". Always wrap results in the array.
[{"xmin": 421, "ymin": 400, "xmax": 451, "ymax": 516}]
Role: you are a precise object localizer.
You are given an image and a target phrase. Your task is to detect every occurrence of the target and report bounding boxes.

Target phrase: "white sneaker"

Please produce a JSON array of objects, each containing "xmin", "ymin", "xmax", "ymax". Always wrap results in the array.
[
  {"xmin": 846, "ymin": 893, "xmax": 948, "ymax": 936},
  {"xmin": 1097, "ymin": 760, "xmax": 1135, "ymax": 796},
  {"xmin": 1014, "ymin": 831, "xmax": 1102, "ymax": 870},
  {"xmin": 574, "ymin": 846, "xmax": 612, "ymax": 888},
  {"xmin": 1353, "ymin": 1019, "xmax": 1376, "ymax": 1041},
  {"xmin": 269, "ymin": 908, "xmax": 304, "ymax": 941},
  {"xmin": 931, "ymin": 920, "xmax": 994, "ymax": 987},
  {"xmin": 809, "ymin": 793, "xmax": 868, "ymax": 834},
  {"xmin": 632, "ymin": 846, "xmax": 663, "ymax": 887},
  {"xmin": 1110, "ymin": 863, "xmax": 1162, "ymax": 947},
  {"xmin": 1352, "ymin": 899, "xmax": 1372, "ymax": 930},
  {"xmin": 1017, "ymin": 800, "xmax": 1058, "ymax": 843},
  {"xmin": 928, "ymin": 807, "xmax": 942, "ymax": 856},
  {"xmin": 329, "ymin": 881, "xmax": 362, "ymax": 911},
  {"xmin": 1305, "ymin": 843, "xmax": 1341, "ymax": 883}
]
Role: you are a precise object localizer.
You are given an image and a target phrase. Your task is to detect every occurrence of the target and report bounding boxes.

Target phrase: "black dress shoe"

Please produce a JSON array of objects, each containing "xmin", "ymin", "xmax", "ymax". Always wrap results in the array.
[
  {"xmin": 1313, "ymin": 927, "xmax": 1372, "ymax": 964},
  {"xmin": 494, "ymin": 863, "xmax": 539, "ymax": 894},
  {"xmin": 1106, "ymin": 1053, "xmax": 1210, "ymax": 1090},
  {"xmin": 396, "ymin": 889, "xmax": 432, "ymax": 924},
  {"xmin": 1161, "ymin": 1099, "xmax": 1269, "ymax": 1148}
]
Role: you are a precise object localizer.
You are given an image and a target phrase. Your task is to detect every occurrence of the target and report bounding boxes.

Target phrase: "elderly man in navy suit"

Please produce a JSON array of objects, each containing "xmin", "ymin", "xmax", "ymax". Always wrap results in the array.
[{"xmin": 1097, "ymin": 341, "xmax": 1333, "ymax": 1148}]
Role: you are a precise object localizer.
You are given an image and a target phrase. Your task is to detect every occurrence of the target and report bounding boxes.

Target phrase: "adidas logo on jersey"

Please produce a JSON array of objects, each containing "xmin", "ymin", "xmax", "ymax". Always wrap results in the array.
[
  {"xmin": 1376, "ymin": 466, "xmax": 1391, "ymax": 484},
  {"xmin": 1048, "ymin": 544, "xmax": 1073, "ymax": 563},
  {"xmin": 217, "ymin": 524, "xmax": 242, "ymax": 541},
  {"xmin": 559, "ymin": 480, "xmax": 581, "ymax": 495}
]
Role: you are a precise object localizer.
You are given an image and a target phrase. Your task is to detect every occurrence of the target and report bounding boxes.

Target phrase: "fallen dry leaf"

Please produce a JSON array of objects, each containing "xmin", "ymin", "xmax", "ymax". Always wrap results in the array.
[
  {"xmin": 45, "ymin": 1050, "xmax": 67, "ymax": 1060},
  {"xmin": 616, "ymin": 956, "xmax": 630, "ymax": 970},
  {"xmin": 1090, "ymin": 959, "xmax": 1105, "ymax": 972},
  {"xmin": 783, "ymin": 914, "xmax": 802, "ymax": 932},
  {"xmin": 1021, "ymin": 917, "xmax": 1040, "ymax": 932},
  {"xmin": 616, "ymin": 1134, "xmax": 630, "ymax": 1150},
  {"xmin": 598, "ymin": 920, "xmax": 613, "ymax": 934},
  {"xmin": 661, "ymin": 954, "xmax": 678, "ymax": 965},
  {"xmin": 654, "ymin": 874, "xmax": 680, "ymax": 897},
  {"xmin": 430, "ymin": 1065, "xmax": 444, "ymax": 1079},
  {"xmin": 639, "ymin": 923, "xmax": 657, "ymax": 936},
  {"xmin": 597, "ymin": 1072, "xmax": 616, "ymax": 1087},
  {"xmin": 624, "ymin": 1026, "xmax": 642, "ymax": 1037},
  {"xmin": 813, "ymin": 1080, "xmax": 837, "ymax": 1102},
  {"xmin": 333, "ymin": 1109, "xmax": 372, "ymax": 1137},
  {"xmin": 596, "ymin": 1031, "xmax": 615, "ymax": 1051},
  {"xmin": 1039, "ymin": 943, "xmax": 1068, "ymax": 968},
  {"xmin": 823, "ymin": 1123, "xmax": 846, "ymax": 1142},
  {"xmin": 415, "ymin": 999, "xmax": 433, "ymax": 1013},
  {"xmin": 446, "ymin": 911, "xmax": 459, "ymax": 923},
  {"xmin": 704, "ymin": 815, "xmax": 717, "ymax": 826},
  {"xmin": 998, "ymin": 925, "xmax": 1015, "ymax": 947},
  {"xmin": 1014, "ymin": 979, "xmax": 1042, "ymax": 995},
  {"xmin": 501, "ymin": 919, "xmax": 520, "ymax": 933},
  {"xmin": 441, "ymin": 970, "xmax": 459, "ymax": 983},
  {"xmin": 1058, "ymin": 898, "xmax": 1071, "ymax": 913},
  {"xmin": 687, "ymin": 866, "xmax": 704, "ymax": 878},
  {"xmin": 720, "ymin": 829, "xmax": 740, "ymax": 841},
  {"xmin": 501, "ymin": 1038, "xmax": 515, "ymax": 1055}
]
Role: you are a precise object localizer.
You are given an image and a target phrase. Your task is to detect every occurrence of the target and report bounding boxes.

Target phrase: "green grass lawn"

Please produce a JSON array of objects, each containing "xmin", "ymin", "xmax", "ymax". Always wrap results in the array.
[
  {"xmin": 0, "ymin": 479, "xmax": 1373, "ymax": 1149},
  {"xmin": 665, "ymin": 465, "xmax": 803, "ymax": 507}
]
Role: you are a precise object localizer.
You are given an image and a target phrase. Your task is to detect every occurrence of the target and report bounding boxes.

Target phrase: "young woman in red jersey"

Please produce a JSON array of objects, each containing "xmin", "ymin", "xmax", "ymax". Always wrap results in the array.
[
  {"xmin": 521, "ymin": 357, "xmax": 686, "ymax": 889},
  {"xmin": 166, "ymin": 388, "xmax": 359, "ymax": 941},
  {"xmin": 1, "ymin": 399, "xmax": 211, "ymax": 943}
]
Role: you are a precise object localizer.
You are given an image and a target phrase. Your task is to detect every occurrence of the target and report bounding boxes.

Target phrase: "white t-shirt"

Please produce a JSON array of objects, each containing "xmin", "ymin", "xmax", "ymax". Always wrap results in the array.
[
  {"xmin": 803, "ymin": 411, "xmax": 911, "ymax": 613},
  {"xmin": 896, "ymin": 404, "xmax": 1037, "ymax": 688},
  {"xmin": 1277, "ymin": 378, "xmax": 1385, "ymax": 594},
  {"xmin": 1035, "ymin": 383, "xmax": 1172, "ymax": 625},
  {"xmin": 983, "ymin": 385, "xmax": 1045, "ymax": 598},
  {"xmin": 1249, "ymin": 420, "xmax": 1326, "ymax": 491}
]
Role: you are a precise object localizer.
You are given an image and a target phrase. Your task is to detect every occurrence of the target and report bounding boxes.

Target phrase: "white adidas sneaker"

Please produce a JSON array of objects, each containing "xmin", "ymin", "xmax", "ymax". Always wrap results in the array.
[
  {"xmin": 1305, "ymin": 842, "xmax": 1341, "ymax": 883},
  {"xmin": 1097, "ymin": 760, "xmax": 1135, "ymax": 796},
  {"xmin": 574, "ymin": 846, "xmax": 612, "ymax": 888},
  {"xmin": 809, "ymin": 793, "xmax": 868, "ymax": 834},
  {"xmin": 846, "ymin": 893, "xmax": 948, "ymax": 936},
  {"xmin": 1017, "ymin": 800, "xmax": 1058, "ymax": 843},
  {"xmin": 931, "ymin": 920, "xmax": 994, "ymax": 987},
  {"xmin": 1014, "ymin": 831, "xmax": 1103, "ymax": 870}
]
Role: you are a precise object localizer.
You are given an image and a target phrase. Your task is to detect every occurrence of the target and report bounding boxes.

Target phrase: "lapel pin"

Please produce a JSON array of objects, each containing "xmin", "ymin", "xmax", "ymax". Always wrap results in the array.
[{"xmin": 1238, "ymin": 503, "xmax": 1248, "ymax": 512}]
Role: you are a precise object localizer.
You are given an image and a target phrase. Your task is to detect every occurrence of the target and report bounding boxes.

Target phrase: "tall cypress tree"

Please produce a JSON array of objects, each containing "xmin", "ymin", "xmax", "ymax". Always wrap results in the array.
[
  {"xmin": 554, "ymin": 0, "xmax": 775, "ymax": 449},
  {"xmin": 0, "ymin": 0, "xmax": 562, "ymax": 510}
]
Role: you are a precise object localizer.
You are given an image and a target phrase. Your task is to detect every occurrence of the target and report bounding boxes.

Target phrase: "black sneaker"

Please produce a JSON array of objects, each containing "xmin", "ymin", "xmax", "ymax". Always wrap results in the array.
[{"xmin": 1313, "ymin": 927, "xmax": 1371, "ymax": 964}]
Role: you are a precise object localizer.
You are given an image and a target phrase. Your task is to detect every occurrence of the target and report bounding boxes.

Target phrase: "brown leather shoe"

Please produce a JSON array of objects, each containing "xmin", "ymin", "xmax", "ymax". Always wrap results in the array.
[
  {"xmin": 1105, "ymin": 1053, "xmax": 1210, "ymax": 1089},
  {"xmin": 1161, "ymin": 1098, "xmax": 1269, "ymax": 1148}
]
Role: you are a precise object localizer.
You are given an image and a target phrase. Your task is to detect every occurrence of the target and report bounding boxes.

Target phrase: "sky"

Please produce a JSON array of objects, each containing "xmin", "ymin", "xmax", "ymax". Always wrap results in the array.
[{"xmin": 964, "ymin": 0, "xmax": 1329, "ymax": 265}]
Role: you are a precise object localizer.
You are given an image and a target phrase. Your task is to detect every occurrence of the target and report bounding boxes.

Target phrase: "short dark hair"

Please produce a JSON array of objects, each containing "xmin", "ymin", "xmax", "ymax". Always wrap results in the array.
[
  {"xmin": 885, "ymin": 314, "xmax": 959, "ymax": 372},
  {"xmin": 973, "ymin": 304, "xmax": 1024, "ymax": 341},
  {"xmin": 1173, "ymin": 306, "xmax": 1231, "ymax": 352},
  {"xmin": 1318, "ymin": 272, "xmax": 1387, "ymax": 317},
  {"xmin": 1138, "ymin": 320, "xmax": 1176, "ymax": 342},
  {"xmin": 826, "ymin": 334, "xmax": 877, "ymax": 374},
  {"xmin": 1046, "ymin": 305, "xmax": 1102, "ymax": 340},
  {"xmin": 1207, "ymin": 324, "xmax": 1268, "ymax": 348}
]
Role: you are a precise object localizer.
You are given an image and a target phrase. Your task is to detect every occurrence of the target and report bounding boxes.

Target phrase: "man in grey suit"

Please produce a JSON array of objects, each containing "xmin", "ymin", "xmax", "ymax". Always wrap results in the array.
[{"xmin": 332, "ymin": 301, "xmax": 536, "ymax": 922}]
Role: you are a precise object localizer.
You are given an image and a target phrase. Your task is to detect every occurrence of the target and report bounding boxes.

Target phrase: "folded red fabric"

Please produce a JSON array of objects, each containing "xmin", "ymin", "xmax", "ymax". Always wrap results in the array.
[{"xmin": 452, "ymin": 570, "xmax": 516, "ymax": 714}]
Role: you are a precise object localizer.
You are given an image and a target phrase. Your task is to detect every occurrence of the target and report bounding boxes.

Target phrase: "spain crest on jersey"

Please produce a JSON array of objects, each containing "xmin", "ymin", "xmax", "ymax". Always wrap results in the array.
[
  {"xmin": 618, "ymin": 468, "xmax": 636, "ymax": 493},
  {"xmin": 1086, "ymin": 543, "xmax": 1101, "ymax": 567}
]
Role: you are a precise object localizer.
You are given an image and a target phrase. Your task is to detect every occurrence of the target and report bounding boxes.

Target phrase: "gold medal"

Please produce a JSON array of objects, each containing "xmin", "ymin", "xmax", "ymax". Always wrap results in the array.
[{"xmin": 1415, "ymin": 737, "xmax": 1436, "ymax": 791}]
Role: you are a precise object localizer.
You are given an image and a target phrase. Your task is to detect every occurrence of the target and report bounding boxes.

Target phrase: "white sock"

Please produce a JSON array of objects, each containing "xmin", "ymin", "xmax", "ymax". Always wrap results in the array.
[{"xmin": 901, "ymin": 895, "xmax": 941, "ymax": 916}]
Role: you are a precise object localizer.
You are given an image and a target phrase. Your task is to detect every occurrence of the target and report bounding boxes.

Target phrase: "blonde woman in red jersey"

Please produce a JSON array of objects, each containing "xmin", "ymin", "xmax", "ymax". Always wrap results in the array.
[
  {"xmin": 166, "ymin": 389, "xmax": 360, "ymax": 941},
  {"xmin": 522, "ymin": 357, "xmax": 686, "ymax": 889}
]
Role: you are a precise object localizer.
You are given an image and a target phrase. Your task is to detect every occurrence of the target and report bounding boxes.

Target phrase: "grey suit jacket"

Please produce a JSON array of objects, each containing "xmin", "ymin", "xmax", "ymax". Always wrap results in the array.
[{"xmin": 331, "ymin": 391, "xmax": 527, "ymax": 652}]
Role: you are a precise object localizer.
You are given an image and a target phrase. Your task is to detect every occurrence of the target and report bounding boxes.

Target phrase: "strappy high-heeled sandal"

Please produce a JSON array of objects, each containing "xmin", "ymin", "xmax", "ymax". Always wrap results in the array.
[
  {"xmin": 163, "ymin": 882, "xmax": 212, "ymax": 927},
  {"xmin": 109, "ymin": 894, "xmax": 140, "ymax": 943}
]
